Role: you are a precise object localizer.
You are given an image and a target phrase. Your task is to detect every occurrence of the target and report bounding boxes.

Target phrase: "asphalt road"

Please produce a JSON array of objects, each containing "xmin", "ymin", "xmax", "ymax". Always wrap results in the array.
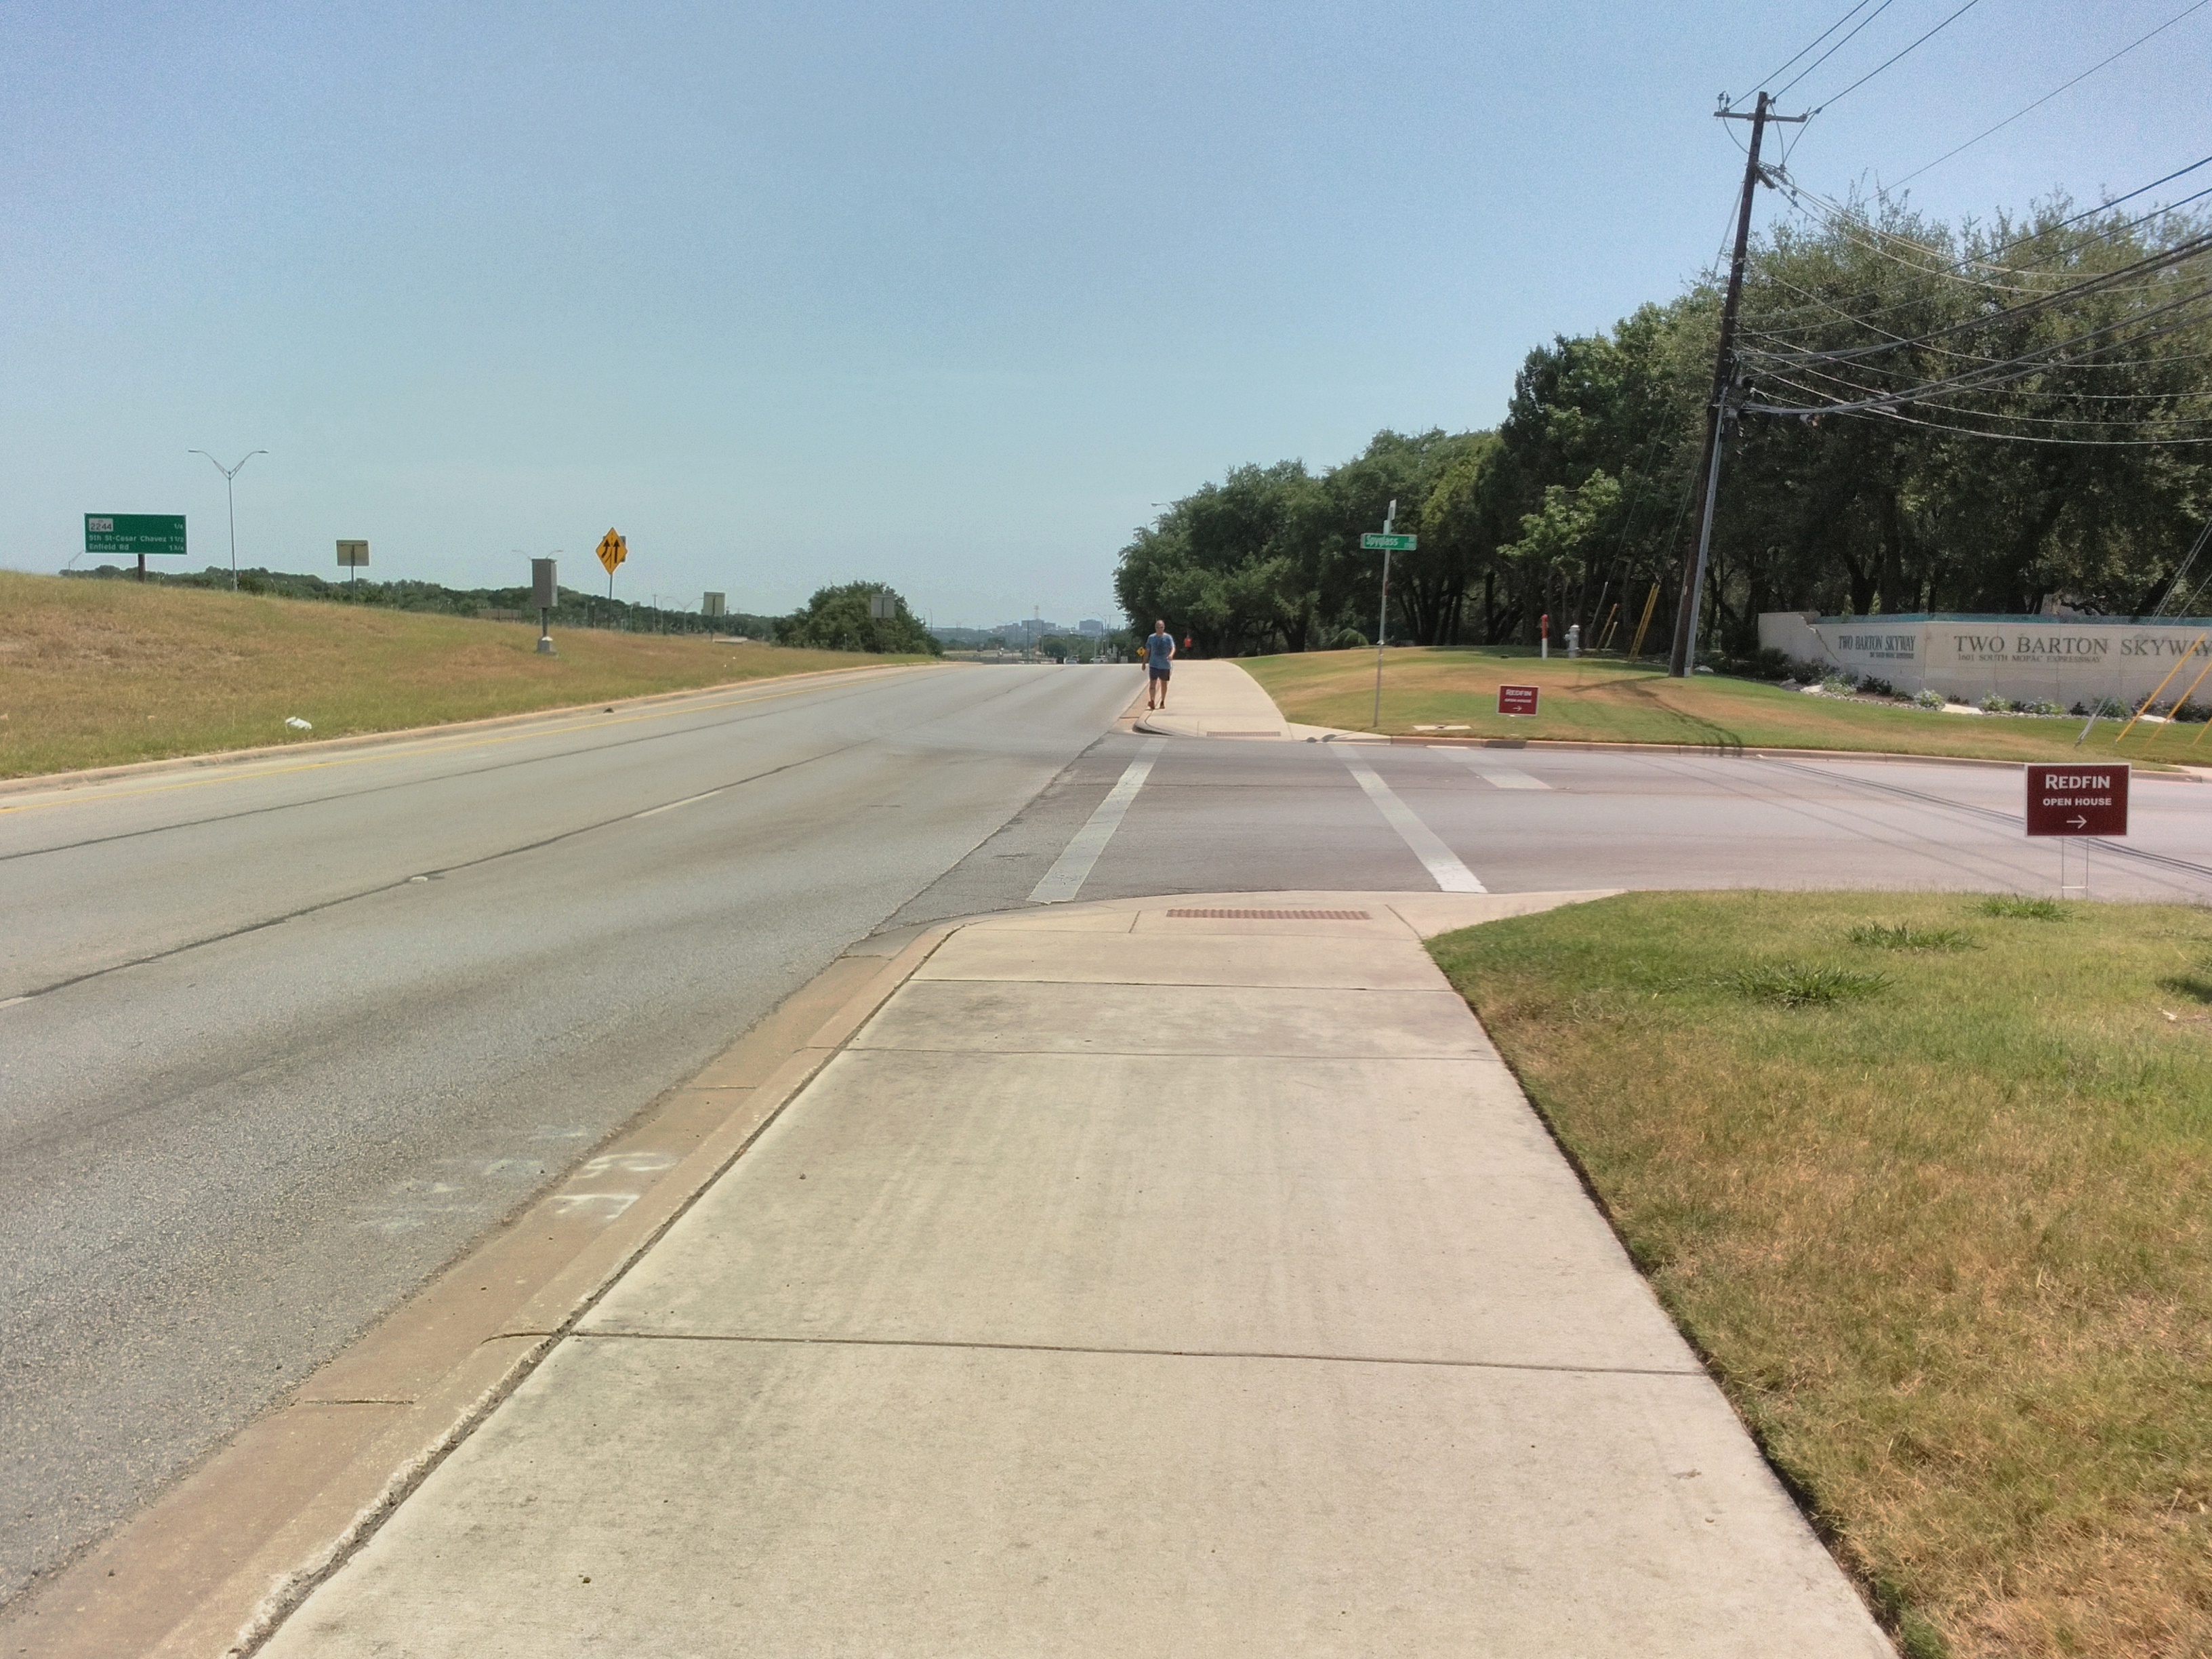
[
  {"xmin": 5, "ymin": 661, "xmax": 2209, "ymax": 1608},
  {"xmin": 0, "ymin": 663, "xmax": 1130, "ymax": 1607}
]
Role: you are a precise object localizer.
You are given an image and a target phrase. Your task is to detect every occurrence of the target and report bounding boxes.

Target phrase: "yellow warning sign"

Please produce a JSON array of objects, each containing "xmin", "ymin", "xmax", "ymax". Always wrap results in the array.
[{"xmin": 596, "ymin": 528, "xmax": 628, "ymax": 577}]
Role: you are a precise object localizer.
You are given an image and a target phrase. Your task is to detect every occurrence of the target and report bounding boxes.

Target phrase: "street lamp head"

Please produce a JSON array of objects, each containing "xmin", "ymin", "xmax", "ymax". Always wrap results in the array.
[{"xmin": 190, "ymin": 448, "xmax": 268, "ymax": 479}]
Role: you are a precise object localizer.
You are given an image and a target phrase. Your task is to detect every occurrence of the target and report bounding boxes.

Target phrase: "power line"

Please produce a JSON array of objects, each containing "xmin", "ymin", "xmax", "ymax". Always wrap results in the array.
[
  {"xmin": 1742, "ymin": 0, "xmax": 1882, "ymax": 102},
  {"xmin": 1775, "ymin": 0, "xmax": 1900, "ymax": 98},
  {"xmin": 1807, "ymin": 403, "xmax": 2212, "ymax": 445},
  {"xmin": 1740, "ymin": 265, "xmax": 2212, "ymax": 374},
  {"xmin": 1754, "ymin": 357, "xmax": 2212, "ymax": 425},
  {"xmin": 1755, "ymin": 230, "xmax": 2212, "ymax": 366},
  {"xmin": 1742, "ymin": 287, "xmax": 2212, "ymax": 416},
  {"xmin": 1893, "ymin": 0, "xmax": 2212, "ymax": 186},
  {"xmin": 1815, "ymin": 0, "xmax": 1985, "ymax": 111},
  {"xmin": 1775, "ymin": 173, "xmax": 2212, "ymax": 293}
]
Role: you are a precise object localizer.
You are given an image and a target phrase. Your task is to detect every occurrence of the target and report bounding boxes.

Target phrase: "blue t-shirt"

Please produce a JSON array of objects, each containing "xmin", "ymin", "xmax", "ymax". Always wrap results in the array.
[{"xmin": 1146, "ymin": 632, "xmax": 1174, "ymax": 668}]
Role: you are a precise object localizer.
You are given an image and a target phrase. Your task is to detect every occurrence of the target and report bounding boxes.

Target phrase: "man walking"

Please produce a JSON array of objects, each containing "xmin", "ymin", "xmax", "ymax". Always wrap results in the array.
[{"xmin": 1145, "ymin": 619, "xmax": 1175, "ymax": 711}]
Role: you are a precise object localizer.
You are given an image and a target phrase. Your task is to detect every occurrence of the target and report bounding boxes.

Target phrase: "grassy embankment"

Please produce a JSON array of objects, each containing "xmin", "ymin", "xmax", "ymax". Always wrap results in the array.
[
  {"xmin": 1432, "ymin": 891, "xmax": 2212, "ymax": 1659},
  {"xmin": 1243, "ymin": 647, "xmax": 2205, "ymax": 765},
  {"xmin": 0, "ymin": 570, "xmax": 935, "ymax": 778}
]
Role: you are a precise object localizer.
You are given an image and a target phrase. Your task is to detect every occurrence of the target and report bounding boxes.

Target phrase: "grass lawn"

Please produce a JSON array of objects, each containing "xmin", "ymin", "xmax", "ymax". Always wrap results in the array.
[
  {"xmin": 1242, "ymin": 647, "xmax": 2206, "ymax": 766},
  {"xmin": 1431, "ymin": 892, "xmax": 2212, "ymax": 1659},
  {"xmin": 0, "ymin": 571, "xmax": 936, "ymax": 778}
]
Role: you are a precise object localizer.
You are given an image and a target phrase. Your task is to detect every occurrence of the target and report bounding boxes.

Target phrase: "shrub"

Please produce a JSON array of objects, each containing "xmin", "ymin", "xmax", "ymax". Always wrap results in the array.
[
  {"xmin": 1858, "ymin": 676, "xmax": 1894, "ymax": 698},
  {"xmin": 1913, "ymin": 689, "xmax": 1946, "ymax": 710},
  {"xmin": 1978, "ymin": 693, "xmax": 2013, "ymax": 714},
  {"xmin": 1820, "ymin": 672, "xmax": 1856, "ymax": 695}
]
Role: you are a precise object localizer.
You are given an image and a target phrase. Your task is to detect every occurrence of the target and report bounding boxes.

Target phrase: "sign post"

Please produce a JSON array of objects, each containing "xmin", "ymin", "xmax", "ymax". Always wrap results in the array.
[
  {"xmin": 531, "ymin": 558, "xmax": 558, "ymax": 655},
  {"xmin": 1498, "ymin": 684, "xmax": 1540, "ymax": 717},
  {"xmin": 86, "ymin": 514, "xmax": 186, "ymax": 582},
  {"xmin": 336, "ymin": 539, "xmax": 368, "ymax": 592},
  {"xmin": 1361, "ymin": 508, "xmax": 1417, "ymax": 729},
  {"xmin": 2024, "ymin": 762, "xmax": 2128, "ymax": 896},
  {"xmin": 596, "ymin": 529, "xmax": 628, "ymax": 604}
]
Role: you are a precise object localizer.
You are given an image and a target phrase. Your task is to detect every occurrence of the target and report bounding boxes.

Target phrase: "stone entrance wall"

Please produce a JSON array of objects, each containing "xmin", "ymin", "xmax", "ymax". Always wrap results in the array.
[{"xmin": 1757, "ymin": 613, "xmax": 2212, "ymax": 708}]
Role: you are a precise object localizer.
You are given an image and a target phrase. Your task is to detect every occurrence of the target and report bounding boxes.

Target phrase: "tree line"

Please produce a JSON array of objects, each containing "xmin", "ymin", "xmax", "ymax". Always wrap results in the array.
[
  {"xmin": 68, "ymin": 566, "xmax": 940, "ymax": 654},
  {"xmin": 1115, "ymin": 189, "xmax": 2212, "ymax": 662}
]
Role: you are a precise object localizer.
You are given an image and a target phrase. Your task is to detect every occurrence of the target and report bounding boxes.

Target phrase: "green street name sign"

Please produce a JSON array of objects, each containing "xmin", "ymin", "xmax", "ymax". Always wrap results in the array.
[
  {"xmin": 1360, "ymin": 532, "xmax": 1416, "ymax": 552},
  {"xmin": 85, "ymin": 514, "xmax": 187, "ymax": 558}
]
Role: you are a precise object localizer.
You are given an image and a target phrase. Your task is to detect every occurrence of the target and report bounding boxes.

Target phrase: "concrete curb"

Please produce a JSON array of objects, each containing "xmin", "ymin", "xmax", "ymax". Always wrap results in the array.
[
  {"xmin": 0, "ymin": 661, "xmax": 951, "ymax": 800},
  {"xmin": 0, "ymin": 920, "xmax": 961, "ymax": 1659},
  {"xmin": 1132, "ymin": 722, "xmax": 2207, "ymax": 778},
  {"xmin": 1396, "ymin": 734, "xmax": 2209, "ymax": 779}
]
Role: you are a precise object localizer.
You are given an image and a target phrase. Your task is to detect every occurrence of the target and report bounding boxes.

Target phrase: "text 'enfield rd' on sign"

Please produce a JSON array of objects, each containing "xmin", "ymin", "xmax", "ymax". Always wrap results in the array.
[
  {"xmin": 85, "ymin": 514, "xmax": 186, "ymax": 558},
  {"xmin": 2025, "ymin": 763, "xmax": 2128, "ymax": 838},
  {"xmin": 1498, "ymin": 684, "xmax": 1540, "ymax": 717}
]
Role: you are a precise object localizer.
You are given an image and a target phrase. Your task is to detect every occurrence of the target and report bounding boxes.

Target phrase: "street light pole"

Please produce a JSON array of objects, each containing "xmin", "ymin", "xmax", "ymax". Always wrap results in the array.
[{"xmin": 188, "ymin": 450, "xmax": 266, "ymax": 592}]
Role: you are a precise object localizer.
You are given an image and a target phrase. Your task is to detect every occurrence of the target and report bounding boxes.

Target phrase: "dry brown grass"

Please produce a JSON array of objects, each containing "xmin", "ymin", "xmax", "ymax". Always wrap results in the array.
[
  {"xmin": 0, "ymin": 571, "xmax": 933, "ymax": 778},
  {"xmin": 1432, "ymin": 892, "xmax": 2212, "ymax": 1659}
]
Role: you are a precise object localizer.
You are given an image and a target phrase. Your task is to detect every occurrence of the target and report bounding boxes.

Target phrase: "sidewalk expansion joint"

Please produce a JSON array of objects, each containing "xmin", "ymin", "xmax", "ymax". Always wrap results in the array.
[
  {"xmin": 569, "ymin": 1330, "xmax": 1704, "ymax": 1378},
  {"xmin": 917, "ymin": 979, "xmax": 1465, "ymax": 991},
  {"xmin": 848, "ymin": 1046, "xmax": 1506, "ymax": 1061}
]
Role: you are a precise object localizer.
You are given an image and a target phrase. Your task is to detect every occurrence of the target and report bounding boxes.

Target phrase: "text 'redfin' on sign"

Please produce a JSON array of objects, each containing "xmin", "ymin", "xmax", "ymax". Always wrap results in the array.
[{"xmin": 2024, "ymin": 763, "xmax": 2129, "ymax": 838}]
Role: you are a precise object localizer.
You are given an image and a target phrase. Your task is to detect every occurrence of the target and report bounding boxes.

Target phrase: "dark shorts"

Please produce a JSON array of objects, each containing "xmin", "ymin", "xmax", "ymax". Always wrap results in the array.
[{"xmin": 1148, "ymin": 663, "xmax": 1170, "ymax": 680}]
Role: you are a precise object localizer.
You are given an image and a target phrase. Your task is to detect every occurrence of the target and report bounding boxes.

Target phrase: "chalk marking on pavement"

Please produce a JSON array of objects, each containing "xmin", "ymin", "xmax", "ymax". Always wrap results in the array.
[
  {"xmin": 1431, "ymin": 749, "xmax": 1551, "ymax": 790},
  {"xmin": 550, "ymin": 1191, "xmax": 639, "ymax": 1220},
  {"xmin": 633, "ymin": 787, "xmax": 724, "ymax": 819},
  {"xmin": 1031, "ymin": 738, "xmax": 1167, "ymax": 904},
  {"xmin": 579, "ymin": 1152, "xmax": 677, "ymax": 1176},
  {"xmin": 1342, "ymin": 754, "xmax": 1487, "ymax": 893}
]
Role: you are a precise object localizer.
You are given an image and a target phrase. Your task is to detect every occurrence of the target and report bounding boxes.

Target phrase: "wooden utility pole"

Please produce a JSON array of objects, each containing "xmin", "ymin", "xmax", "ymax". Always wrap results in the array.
[{"xmin": 1668, "ymin": 93, "xmax": 1807, "ymax": 677}]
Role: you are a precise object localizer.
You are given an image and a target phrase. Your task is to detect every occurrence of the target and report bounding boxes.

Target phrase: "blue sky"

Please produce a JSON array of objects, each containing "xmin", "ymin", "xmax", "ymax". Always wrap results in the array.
[{"xmin": 4, "ymin": 1, "xmax": 2205, "ymax": 626}]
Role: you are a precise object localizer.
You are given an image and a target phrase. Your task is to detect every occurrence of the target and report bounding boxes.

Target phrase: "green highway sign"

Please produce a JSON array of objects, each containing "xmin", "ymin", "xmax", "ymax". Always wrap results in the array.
[
  {"xmin": 85, "ymin": 514, "xmax": 187, "ymax": 558},
  {"xmin": 1361, "ymin": 532, "xmax": 1416, "ymax": 552}
]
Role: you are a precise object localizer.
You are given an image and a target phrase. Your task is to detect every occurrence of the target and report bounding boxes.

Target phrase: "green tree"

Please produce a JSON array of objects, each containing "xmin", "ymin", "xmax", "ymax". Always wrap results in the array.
[{"xmin": 775, "ymin": 583, "xmax": 940, "ymax": 655}]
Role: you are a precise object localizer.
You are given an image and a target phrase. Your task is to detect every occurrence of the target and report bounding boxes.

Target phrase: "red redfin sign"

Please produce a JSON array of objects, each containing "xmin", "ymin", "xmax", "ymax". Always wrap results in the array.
[
  {"xmin": 2024, "ymin": 763, "xmax": 2128, "ymax": 837},
  {"xmin": 1498, "ymin": 684, "xmax": 1540, "ymax": 717}
]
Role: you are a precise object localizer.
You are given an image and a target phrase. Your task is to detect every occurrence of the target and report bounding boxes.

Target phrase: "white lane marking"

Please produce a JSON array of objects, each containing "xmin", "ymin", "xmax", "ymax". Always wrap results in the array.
[
  {"xmin": 1342, "ymin": 755, "xmax": 1487, "ymax": 893},
  {"xmin": 1031, "ymin": 738, "xmax": 1167, "ymax": 904},
  {"xmin": 1432, "ymin": 750, "xmax": 1551, "ymax": 790},
  {"xmin": 633, "ymin": 787, "xmax": 725, "ymax": 819}
]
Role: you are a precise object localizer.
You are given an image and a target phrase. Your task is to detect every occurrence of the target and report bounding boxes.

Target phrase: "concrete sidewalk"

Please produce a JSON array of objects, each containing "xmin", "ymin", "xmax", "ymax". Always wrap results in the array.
[
  {"xmin": 258, "ymin": 892, "xmax": 1892, "ymax": 1658},
  {"xmin": 1128, "ymin": 658, "xmax": 1357, "ymax": 741}
]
